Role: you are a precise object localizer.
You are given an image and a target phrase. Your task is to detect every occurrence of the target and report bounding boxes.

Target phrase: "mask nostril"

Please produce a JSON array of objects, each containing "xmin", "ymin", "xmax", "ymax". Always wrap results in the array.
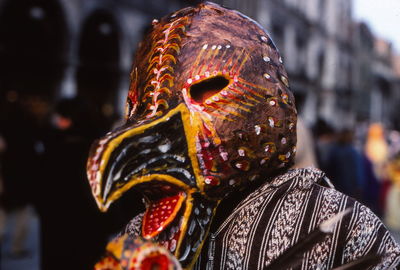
[{"xmin": 189, "ymin": 76, "xmax": 230, "ymax": 103}]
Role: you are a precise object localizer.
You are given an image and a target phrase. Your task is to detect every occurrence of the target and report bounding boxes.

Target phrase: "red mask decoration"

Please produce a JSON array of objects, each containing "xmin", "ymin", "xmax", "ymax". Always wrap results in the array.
[
  {"xmin": 95, "ymin": 235, "xmax": 181, "ymax": 270},
  {"xmin": 87, "ymin": 2, "xmax": 297, "ymax": 268}
]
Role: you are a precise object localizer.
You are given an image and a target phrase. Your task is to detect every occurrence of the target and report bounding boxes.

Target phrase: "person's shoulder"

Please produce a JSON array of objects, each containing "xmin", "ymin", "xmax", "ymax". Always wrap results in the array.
[
  {"xmin": 269, "ymin": 167, "xmax": 333, "ymax": 191},
  {"xmin": 234, "ymin": 167, "xmax": 331, "ymax": 208}
]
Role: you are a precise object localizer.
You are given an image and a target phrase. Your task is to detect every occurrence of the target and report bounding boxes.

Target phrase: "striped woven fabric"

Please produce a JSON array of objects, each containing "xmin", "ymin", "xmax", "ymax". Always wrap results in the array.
[{"xmin": 125, "ymin": 168, "xmax": 400, "ymax": 269}]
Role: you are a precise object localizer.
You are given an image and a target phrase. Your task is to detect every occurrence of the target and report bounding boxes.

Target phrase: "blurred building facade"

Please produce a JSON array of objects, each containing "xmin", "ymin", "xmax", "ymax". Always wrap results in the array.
[
  {"xmin": 216, "ymin": 0, "xmax": 400, "ymax": 130},
  {"xmin": 216, "ymin": 0, "xmax": 354, "ymax": 127},
  {"xmin": 0, "ymin": 0, "xmax": 200, "ymax": 120},
  {"xmin": 372, "ymin": 38, "xmax": 400, "ymax": 128},
  {"xmin": 0, "ymin": 0, "xmax": 399, "ymax": 129},
  {"xmin": 352, "ymin": 22, "xmax": 375, "ymax": 124}
]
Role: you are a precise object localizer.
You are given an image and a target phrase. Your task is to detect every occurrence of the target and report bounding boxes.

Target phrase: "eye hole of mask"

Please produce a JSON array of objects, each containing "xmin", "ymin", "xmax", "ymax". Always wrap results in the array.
[{"xmin": 189, "ymin": 76, "xmax": 229, "ymax": 103}]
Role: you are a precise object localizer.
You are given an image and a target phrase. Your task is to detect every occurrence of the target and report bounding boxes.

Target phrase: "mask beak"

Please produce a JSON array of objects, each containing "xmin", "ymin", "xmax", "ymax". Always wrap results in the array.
[
  {"xmin": 87, "ymin": 104, "xmax": 219, "ymax": 268},
  {"xmin": 87, "ymin": 104, "xmax": 199, "ymax": 211}
]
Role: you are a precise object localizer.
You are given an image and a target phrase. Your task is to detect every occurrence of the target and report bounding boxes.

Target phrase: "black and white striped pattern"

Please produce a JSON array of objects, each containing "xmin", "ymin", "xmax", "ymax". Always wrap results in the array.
[
  {"xmin": 194, "ymin": 168, "xmax": 400, "ymax": 269},
  {"xmin": 123, "ymin": 168, "xmax": 400, "ymax": 269}
]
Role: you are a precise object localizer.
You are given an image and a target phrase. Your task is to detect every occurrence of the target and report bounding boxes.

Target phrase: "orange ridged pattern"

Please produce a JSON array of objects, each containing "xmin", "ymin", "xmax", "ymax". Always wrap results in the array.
[{"xmin": 143, "ymin": 17, "xmax": 188, "ymax": 118}]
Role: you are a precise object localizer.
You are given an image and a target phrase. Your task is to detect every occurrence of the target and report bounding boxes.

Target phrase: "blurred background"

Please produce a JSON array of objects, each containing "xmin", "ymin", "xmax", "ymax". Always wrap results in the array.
[{"xmin": 0, "ymin": 0, "xmax": 399, "ymax": 269}]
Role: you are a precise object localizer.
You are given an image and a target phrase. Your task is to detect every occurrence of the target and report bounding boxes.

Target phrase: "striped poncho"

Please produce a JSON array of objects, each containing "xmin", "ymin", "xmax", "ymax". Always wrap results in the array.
[{"xmin": 125, "ymin": 168, "xmax": 400, "ymax": 269}]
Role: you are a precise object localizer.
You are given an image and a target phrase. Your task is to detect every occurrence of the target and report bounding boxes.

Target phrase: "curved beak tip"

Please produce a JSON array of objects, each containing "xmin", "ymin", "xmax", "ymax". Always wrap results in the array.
[{"xmin": 93, "ymin": 196, "xmax": 109, "ymax": 212}]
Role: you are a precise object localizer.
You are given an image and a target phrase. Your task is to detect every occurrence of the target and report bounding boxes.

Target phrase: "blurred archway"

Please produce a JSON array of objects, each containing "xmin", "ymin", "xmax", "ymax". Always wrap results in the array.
[
  {"xmin": 0, "ymin": 0, "xmax": 68, "ymax": 98},
  {"xmin": 77, "ymin": 9, "xmax": 121, "ymax": 128}
]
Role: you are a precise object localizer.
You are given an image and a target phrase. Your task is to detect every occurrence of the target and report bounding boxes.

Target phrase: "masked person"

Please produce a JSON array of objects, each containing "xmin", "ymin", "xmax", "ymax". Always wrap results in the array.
[{"xmin": 88, "ymin": 2, "xmax": 400, "ymax": 269}]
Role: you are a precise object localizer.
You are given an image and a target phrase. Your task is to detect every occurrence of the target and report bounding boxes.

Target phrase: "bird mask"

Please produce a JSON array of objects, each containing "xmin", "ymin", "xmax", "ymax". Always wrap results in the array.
[{"xmin": 87, "ymin": 2, "xmax": 297, "ymax": 268}]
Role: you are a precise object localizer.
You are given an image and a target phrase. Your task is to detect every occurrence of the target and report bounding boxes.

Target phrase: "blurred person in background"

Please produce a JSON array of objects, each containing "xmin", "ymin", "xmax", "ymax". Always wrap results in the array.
[
  {"xmin": 365, "ymin": 123, "xmax": 389, "ymax": 179},
  {"xmin": 323, "ymin": 128, "xmax": 381, "ymax": 214},
  {"xmin": 0, "ymin": 134, "xmax": 6, "ymax": 241},
  {"xmin": 313, "ymin": 118, "xmax": 335, "ymax": 173},
  {"xmin": 388, "ymin": 130, "xmax": 400, "ymax": 159},
  {"xmin": 385, "ymin": 153, "xmax": 400, "ymax": 231},
  {"xmin": 364, "ymin": 123, "xmax": 393, "ymax": 217},
  {"xmin": 292, "ymin": 93, "xmax": 317, "ymax": 169},
  {"xmin": 36, "ymin": 96, "xmax": 109, "ymax": 270},
  {"xmin": 293, "ymin": 117, "xmax": 317, "ymax": 168},
  {"xmin": 382, "ymin": 129, "xmax": 400, "ymax": 232},
  {"xmin": 323, "ymin": 129, "xmax": 364, "ymax": 200},
  {"xmin": 0, "ymin": 93, "xmax": 48, "ymax": 257}
]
